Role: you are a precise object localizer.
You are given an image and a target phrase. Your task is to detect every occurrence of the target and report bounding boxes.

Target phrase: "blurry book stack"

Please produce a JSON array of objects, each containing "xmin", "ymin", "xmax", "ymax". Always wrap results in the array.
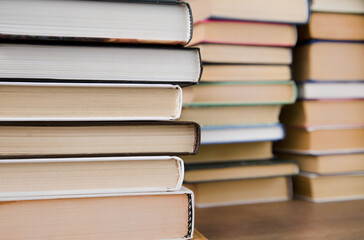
[
  {"xmin": 275, "ymin": 0, "xmax": 364, "ymax": 203},
  {"xmin": 181, "ymin": 0, "xmax": 310, "ymax": 207},
  {"xmin": 0, "ymin": 0, "xmax": 201, "ymax": 239}
]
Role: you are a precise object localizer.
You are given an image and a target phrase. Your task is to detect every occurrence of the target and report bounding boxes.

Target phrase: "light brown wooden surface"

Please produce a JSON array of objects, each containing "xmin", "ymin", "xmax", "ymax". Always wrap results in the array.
[{"xmin": 195, "ymin": 199, "xmax": 364, "ymax": 240}]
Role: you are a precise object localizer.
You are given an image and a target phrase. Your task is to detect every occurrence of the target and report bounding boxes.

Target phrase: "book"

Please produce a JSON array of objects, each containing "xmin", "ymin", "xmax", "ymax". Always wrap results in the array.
[
  {"xmin": 293, "ymin": 41, "xmax": 364, "ymax": 82},
  {"xmin": 187, "ymin": 0, "xmax": 310, "ymax": 24},
  {"xmin": 190, "ymin": 20, "xmax": 297, "ymax": 47},
  {"xmin": 183, "ymin": 142, "xmax": 273, "ymax": 164},
  {"xmin": 297, "ymin": 83, "xmax": 364, "ymax": 100},
  {"xmin": 294, "ymin": 171, "xmax": 364, "ymax": 202},
  {"xmin": 0, "ymin": 82, "xmax": 183, "ymax": 121},
  {"xmin": 274, "ymin": 126, "xmax": 364, "ymax": 155},
  {"xmin": 201, "ymin": 65, "xmax": 291, "ymax": 82},
  {"xmin": 0, "ymin": 43, "xmax": 202, "ymax": 86},
  {"xmin": 0, "ymin": 188, "xmax": 194, "ymax": 239},
  {"xmin": 0, "ymin": 0, "xmax": 193, "ymax": 45},
  {"xmin": 0, "ymin": 156, "xmax": 184, "ymax": 198},
  {"xmin": 277, "ymin": 152, "xmax": 364, "ymax": 174},
  {"xmin": 311, "ymin": 0, "xmax": 364, "ymax": 14},
  {"xmin": 280, "ymin": 100, "xmax": 364, "ymax": 127},
  {"xmin": 197, "ymin": 44, "xmax": 292, "ymax": 64},
  {"xmin": 192, "ymin": 230, "xmax": 208, "ymax": 240},
  {"xmin": 180, "ymin": 105, "xmax": 281, "ymax": 126},
  {"xmin": 0, "ymin": 121, "xmax": 200, "ymax": 158},
  {"xmin": 299, "ymin": 13, "xmax": 364, "ymax": 41},
  {"xmin": 190, "ymin": 82, "xmax": 297, "ymax": 106},
  {"xmin": 184, "ymin": 159, "xmax": 299, "ymax": 183},
  {"xmin": 201, "ymin": 124, "xmax": 284, "ymax": 145},
  {"xmin": 185, "ymin": 177, "xmax": 292, "ymax": 207}
]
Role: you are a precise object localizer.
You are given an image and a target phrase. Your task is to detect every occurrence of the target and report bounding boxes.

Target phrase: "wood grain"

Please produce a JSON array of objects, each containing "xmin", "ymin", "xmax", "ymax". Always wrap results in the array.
[{"xmin": 195, "ymin": 199, "xmax": 364, "ymax": 240}]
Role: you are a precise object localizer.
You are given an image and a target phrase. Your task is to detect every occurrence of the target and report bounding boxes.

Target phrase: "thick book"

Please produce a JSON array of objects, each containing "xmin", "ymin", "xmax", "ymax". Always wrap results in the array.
[
  {"xmin": 187, "ymin": 0, "xmax": 310, "ymax": 24},
  {"xmin": 197, "ymin": 44, "xmax": 292, "ymax": 64},
  {"xmin": 184, "ymin": 159, "xmax": 299, "ymax": 183},
  {"xmin": 201, "ymin": 65, "xmax": 291, "ymax": 82},
  {"xmin": 201, "ymin": 124, "xmax": 284, "ymax": 145},
  {"xmin": 0, "ymin": 188, "xmax": 195, "ymax": 240},
  {"xmin": 180, "ymin": 105, "xmax": 281, "ymax": 126},
  {"xmin": 274, "ymin": 125, "xmax": 364, "ymax": 155},
  {"xmin": 0, "ymin": 156, "xmax": 184, "ymax": 198},
  {"xmin": 0, "ymin": 0, "xmax": 193, "ymax": 45},
  {"xmin": 294, "ymin": 171, "xmax": 364, "ymax": 203},
  {"xmin": 297, "ymin": 82, "xmax": 364, "ymax": 100},
  {"xmin": 0, "ymin": 82, "xmax": 183, "ymax": 121},
  {"xmin": 293, "ymin": 41, "xmax": 364, "ymax": 82},
  {"xmin": 0, "ymin": 121, "xmax": 200, "ymax": 158},
  {"xmin": 183, "ymin": 141, "xmax": 273, "ymax": 164},
  {"xmin": 185, "ymin": 177, "xmax": 292, "ymax": 207},
  {"xmin": 299, "ymin": 13, "xmax": 364, "ymax": 41},
  {"xmin": 189, "ymin": 20, "xmax": 297, "ymax": 47},
  {"xmin": 280, "ymin": 100, "xmax": 364, "ymax": 127},
  {"xmin": 278, "ymin": 152, "xmax": 364, "ymax": 174},
  {"xmin": 311, "ymin": 0, "xmax": 364, "ymax": 14},
  {"xmin": 0, "ymin": 43, "xmax": 202, "ymax": 86},
  {"xmin": 190, "ymin": 82, "xmax": 297, "ymax": 106}
]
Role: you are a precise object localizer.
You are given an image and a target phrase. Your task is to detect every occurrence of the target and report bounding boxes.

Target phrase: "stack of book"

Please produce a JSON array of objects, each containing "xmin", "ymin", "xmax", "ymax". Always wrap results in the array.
[
  {"xmin": 275, "ymin": 0, "xmax": 364, "ymax": 203},
  {"xmin": 0, "ymin": 0, "xmax": 201, "ymax": 239},
  {"xmin": 180, "ymin": 0, "xmax": 309, "ymax": 207}
]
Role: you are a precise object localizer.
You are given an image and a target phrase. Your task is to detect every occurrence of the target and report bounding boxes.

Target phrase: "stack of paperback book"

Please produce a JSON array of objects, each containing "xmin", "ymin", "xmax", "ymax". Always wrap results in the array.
[
  {"xmin": 180, "ymin": 0, "xmax": 309, "ymax": 207},
  {"xmin": 275, "ymin": 0, "xmax": 364, "ymax": 203},
  {"xmin": 0, "ymin": 0, "xmax": 201, "ymax": 239}
]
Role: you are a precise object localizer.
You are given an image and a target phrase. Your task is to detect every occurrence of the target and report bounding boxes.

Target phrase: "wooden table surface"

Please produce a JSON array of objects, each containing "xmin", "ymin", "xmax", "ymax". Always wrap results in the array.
[{"xmin": 195, "ymin": 199, "xmax": 364, "ymax": 240}]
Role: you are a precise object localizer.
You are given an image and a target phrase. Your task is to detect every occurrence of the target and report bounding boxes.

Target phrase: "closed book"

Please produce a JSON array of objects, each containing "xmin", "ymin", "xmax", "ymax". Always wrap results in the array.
[
  {"xmin": 277, "ymin": 152, "xmax": 364, "ymax": 174},
  {"xmin": 197, "ymin": 44, "xmax": 292, "ymax": 64},
  {"xmin": 187, "ymin": 0, "xmax": 310, "ymax": 24},
  {"xmin": 189, "ymin": 82, "xmax": 297, "ymax": 106},
  {"xmin": 311, "ymin": 0, "xmax": 364, "ymax": 14},
  {"xmin": 0, "ymin": 43, "xmax": 202, "ymax": 86},
  {"xmin": 0, "ymin": 82, "xmax": 183, "ymax": 121},
  {"xmin": 201, "ymin": 65, "xmax": 291, "ymax": 82},
  {"xmin": 0, "ymin": 0, "xmax": 193, "ymax": 45},
  {"xmin": 0, "ymin": 121, "xmax": 200, "ymax": 158},
  {"xmin": 299, "ymin": 13, "xmax": 364, "ymax": 41},
  {"xmin": 294, "ymin": 171, "xmax": 364, "ymax": 203},
  {"xmin": 0, "ymin": 188, "xmax": 195, "ymax": 240},
  {"xmin": 201, "ymin": 124, "xmax": 284, "ymax": 145},
  {"xmin": 189, "ymin": 20, "xmax": 297, "ymax": 47},
  {"xmin": 185, "ymin": 177, "xmax": 292, "ymax": 207},
  {"xmin": 180, "ymin": 105, "xmax": 281, "ymax": 126},
  {"xmin": 297, "ymin": 82, "xmax": 364, "ymax": 100},
  {"xmin": 184, "ymin": 159, "xmax": 299, "ymax": 183},
  {"xmin": 274, "ymin": 125, "xmax": 364, "ymax": 155},
  {"xmin": 280, "ymin": 100, "xmax": 364, "ymax": 127},
  {"xmin": 293, "ymin": 41, "xmax": 364, "ymax": 82},
  {"xmin": 182, "ymin": 141, "xmax": 273, "ymax": 164},
  {"xmin": 0, "ymin": 156, "xmax": 184, "ymax": 198}
]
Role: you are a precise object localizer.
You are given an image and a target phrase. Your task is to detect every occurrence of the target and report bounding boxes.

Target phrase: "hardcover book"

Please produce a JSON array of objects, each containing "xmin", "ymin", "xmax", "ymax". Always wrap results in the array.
[
  {"xmin": 311, "ymin": 0, "xmax": 364, "ymax": 14},
  {"xmin": 0, "ymin": 156, "xmax": 185, "ymax": 198},
  {"xmin": 189, "ymin": 20, "xmax": 297, "ymax": 47},
  {"xmin": 184, "ymin": 159, "xmax": 299, "ymax": 183},
  {"xmin": 0, "ymin": 82, "xmax": 183, "ymax": 121},
  {"xmin": 183, "ymin": 141, "xmax": 273, "ymax": 164},
  {"xmin": 190, "ymin": 82, "xmax": 297, "ymax": 106},
  {"xmin": 297, "ymin": 83, "xmax": 364, "ymax": 100},
  {"xmin": 0, "ymin": 188, "xmax": 195, "ymax": 239},
  {"xmin": 0, "ymin": 121, "xmax": 200, "ymax": 158},
  {"xmin": 0, "ymin": 43, "xmax": 202, "ymax": 86},
  {"xmin": 0, "ymin": 0, "xmax": 194, "ymax": 45}
]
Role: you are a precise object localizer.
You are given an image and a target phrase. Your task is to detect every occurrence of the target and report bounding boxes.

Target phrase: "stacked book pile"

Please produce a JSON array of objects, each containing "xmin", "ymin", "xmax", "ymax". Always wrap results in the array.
[
  {"xmin": 181, "ymin": 0, "xmax": 309, "ymax": 207},
  {"xmin": 275, "ymin": 0, "xmax": 364, "ymax": 203},
  {"xmin": 0, "ymin": 0, "xmax": 201, "ymax": 239}
]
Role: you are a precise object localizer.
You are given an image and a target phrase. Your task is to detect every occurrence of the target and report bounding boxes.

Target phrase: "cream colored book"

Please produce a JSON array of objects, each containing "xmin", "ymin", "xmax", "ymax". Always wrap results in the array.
[
  {"xmin": 0, "ymin": 156, "xmax": 184, "ymax": 199},
  {"xmin": 0, "ymin": 187, "xmax": 195, "ymax": 240},
  {"xmin": 0, "ymin": 82, "xmax": 182, "ymax": 121}
]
